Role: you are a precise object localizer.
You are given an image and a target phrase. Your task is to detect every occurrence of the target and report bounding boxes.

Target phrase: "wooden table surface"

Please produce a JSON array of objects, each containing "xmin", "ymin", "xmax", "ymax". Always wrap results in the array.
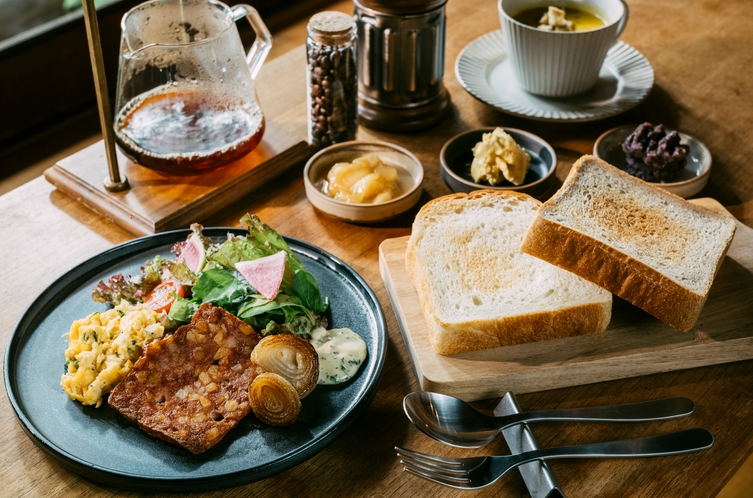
[{"xmin": 2, "ymin": 0, "xmax": 752, "ymax": 496}]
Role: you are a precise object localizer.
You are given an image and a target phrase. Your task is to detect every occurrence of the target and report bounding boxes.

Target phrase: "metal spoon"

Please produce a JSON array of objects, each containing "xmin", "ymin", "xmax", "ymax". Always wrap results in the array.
[{"xmin": 403, "ymin": 391, "xmax": 695, "ymax": 448}]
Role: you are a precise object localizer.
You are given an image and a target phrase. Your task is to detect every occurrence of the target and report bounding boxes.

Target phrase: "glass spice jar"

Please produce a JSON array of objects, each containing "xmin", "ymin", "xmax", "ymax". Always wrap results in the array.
[{"xmin": 306, "ymin": 11, "xmax": 358, "ymax": 148}]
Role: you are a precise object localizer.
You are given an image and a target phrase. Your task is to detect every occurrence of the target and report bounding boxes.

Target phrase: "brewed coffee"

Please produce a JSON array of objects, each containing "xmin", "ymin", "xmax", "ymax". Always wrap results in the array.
[{"xmin": 115, "ymin": 87, "xmax": 265, "ymax": 172}]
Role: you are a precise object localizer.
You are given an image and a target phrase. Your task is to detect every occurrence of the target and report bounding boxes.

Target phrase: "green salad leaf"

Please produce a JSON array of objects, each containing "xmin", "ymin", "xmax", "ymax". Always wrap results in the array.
[
  {"xmin": 237, "ymin": 294, "xmax": 314, "ymax": 323},
  {"xmin": 168, "ymin": 296, "xmax": 199, "ymax": 323},
  {"xmin": 162, "ymin": 214, "xmax": 328, "ymax": 338},
  {"xmin": 190, "ymin": 268, "xmax": 251, "ymax": 313},
  {"xmin": 91, "ymin": 254, "xmax": 195, "ymax": 306},
  {"xmin": 93, "ymin": 214, "xmax": 327, "ymax": 337},
  {"xmin": 294, "ymin": 269, "xmax": 326, "ymax": 313}
]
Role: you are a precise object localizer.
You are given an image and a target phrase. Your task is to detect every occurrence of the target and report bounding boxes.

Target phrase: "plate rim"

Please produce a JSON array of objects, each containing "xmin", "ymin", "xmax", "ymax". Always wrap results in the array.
[
  {"xmin": 455, "ymin": 30, "xmax": 655, "ymax": 122},
  {"xmin": 3, "ymin": 228, "xmax": 387, "ymax": 491}
]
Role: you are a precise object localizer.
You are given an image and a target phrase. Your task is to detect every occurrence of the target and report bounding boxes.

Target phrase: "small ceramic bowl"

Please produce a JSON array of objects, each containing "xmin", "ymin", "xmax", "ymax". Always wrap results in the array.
[
  {"xmin": 593, "ymin": 124, "xmax": 712, "ymax": 198},
  {"xmin": 303, "ymin": 141, "xmax": 424, "ymax": 223},
  {"xmin": 440, "ymin": 127, "xmax": 557, "ymax": 198}
]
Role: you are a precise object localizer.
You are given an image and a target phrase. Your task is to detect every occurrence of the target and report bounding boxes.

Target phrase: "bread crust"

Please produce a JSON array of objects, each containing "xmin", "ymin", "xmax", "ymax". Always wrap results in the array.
[
  {"xmin": 428, "ymin": 300, "xmax": 612, "ymax": 355},
  {"xmin": 521, "ymin": 155, "xmax": 736, "ymax": 332},
  {"xmin": 406, "ymin": 190, "xmax": 612, "ymax": 355},
  {"xmin": 521, "ymin": 216, "xmax": 703, "ymax": 331}
]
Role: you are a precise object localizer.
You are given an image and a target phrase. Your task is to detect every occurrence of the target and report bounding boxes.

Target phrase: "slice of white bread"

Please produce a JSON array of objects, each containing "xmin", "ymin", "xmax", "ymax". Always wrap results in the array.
[
  {"xmin": 520, "ymin": 155, "xmax": 737, "ymax": 332},
  {"xmin": 405, "ymin": 190, "xmax": 612, "ymax": 355}
]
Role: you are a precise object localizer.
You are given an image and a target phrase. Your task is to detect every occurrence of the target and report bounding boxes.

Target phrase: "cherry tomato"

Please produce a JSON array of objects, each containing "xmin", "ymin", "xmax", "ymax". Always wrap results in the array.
[{"xmin": 144, "ymin": 280, "xmax": 184, "ymax": 313}]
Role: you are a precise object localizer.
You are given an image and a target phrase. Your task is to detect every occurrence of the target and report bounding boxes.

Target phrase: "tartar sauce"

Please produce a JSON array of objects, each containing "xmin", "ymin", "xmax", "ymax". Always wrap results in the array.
[{"xmin": 310, "ymin": 327, "xmax": 367, "ymax": 385}]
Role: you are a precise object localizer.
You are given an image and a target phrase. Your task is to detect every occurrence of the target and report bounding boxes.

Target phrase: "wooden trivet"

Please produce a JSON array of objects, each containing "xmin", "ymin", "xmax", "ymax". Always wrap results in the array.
[{"xmin": 45, "ymin": 122, "xmax": 313, "ymax": 236}]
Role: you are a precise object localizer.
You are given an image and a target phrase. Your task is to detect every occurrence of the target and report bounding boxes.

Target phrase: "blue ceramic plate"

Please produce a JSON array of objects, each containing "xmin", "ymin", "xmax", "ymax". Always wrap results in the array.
[
  {"xmin": 4, "ymin": 229, "xmax": 386, "ymax": 492},
  {"xmin": 440, "ymin": 127, "xmax": 557, "ymax": 198}
]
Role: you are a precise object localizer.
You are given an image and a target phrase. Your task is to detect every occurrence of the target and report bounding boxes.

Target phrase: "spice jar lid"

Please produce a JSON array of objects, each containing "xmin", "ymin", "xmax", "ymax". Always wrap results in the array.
[{"xmin": 308, "ymin": 11, "xmax": 356, "ymax": 46}]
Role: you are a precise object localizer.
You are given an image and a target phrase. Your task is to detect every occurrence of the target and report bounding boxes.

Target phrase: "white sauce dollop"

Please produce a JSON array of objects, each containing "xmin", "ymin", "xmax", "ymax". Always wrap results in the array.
[{"xmin": 310, "ymin": 327, "xmax": 368, "ymax": 385}]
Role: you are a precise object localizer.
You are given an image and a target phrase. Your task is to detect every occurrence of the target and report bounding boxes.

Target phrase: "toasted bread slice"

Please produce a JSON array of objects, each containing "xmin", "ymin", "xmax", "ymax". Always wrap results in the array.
[
  {"xmin": 520, "ymin": 155, "xmax": 736, "ymax": 332},
  {"xmin": 406, "ymin": 190, "xmax": 612, "ymax": 355}
]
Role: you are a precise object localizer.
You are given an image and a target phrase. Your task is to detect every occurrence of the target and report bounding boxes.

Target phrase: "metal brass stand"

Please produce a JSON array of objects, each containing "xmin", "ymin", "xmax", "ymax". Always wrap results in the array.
[{"xmin": 80, "ymin": 0, "xmax": 129, "ymax": 192}]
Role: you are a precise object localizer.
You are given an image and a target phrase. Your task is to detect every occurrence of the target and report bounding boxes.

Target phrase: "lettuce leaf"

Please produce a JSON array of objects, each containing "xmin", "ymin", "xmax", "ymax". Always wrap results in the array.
[
  {"xmin": 168, "ymin": 296, "xmax": 199, "ymax": 323},
  {"xmin": 293, "ymin": 269, "xmax": 326, "ymax": 313},
  {"xmin": 91, "ymin": 257, "xmax": 164, "ymax": 305},
  {"xmin": 96, "ymin": 214, "xmax": 328, "ymax": 339},
  {"xmin": 237, "ymin": 294, "xmax": 314, "ymax": 323},
  {"xmin": 240, "ymin": 214, "xmax": 327, "ymax": 313},
  {"xmin": 190, "ymin": 268, "xmax": 251, "ymax": 312}
]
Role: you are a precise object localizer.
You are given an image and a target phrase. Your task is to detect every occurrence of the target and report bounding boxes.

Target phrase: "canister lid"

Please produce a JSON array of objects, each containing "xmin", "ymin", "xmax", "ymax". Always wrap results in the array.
[
  {"xmin": 308, "ymin": 11, "xmax": 356, "ymax": 45},
  {"xmin": 355, "ymin": 0, "xmax": 447, "ymax": 15}
]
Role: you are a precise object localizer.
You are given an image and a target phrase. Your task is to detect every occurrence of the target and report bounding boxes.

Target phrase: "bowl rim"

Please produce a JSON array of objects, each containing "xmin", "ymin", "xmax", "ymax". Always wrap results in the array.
[
  {"xmin": 303, "ymin": 140, "xmax": 424, "ymax": 208},
  {"xmin": 497, "ymin": 0, "xmax": 624, "ymax": 35},
  {"xmin": 439, "ymin": 127, "xmax": 557, "ymax": 192},
  {"xmin": 593, "ymin": 124, "xmax": 712, "ymax": 188}
]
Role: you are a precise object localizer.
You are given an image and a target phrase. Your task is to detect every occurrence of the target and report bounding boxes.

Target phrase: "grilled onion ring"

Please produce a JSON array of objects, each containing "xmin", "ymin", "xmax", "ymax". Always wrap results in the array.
[
  {"xmin": 251, "ymin": 334, "xmax": 319, "ymax": 398},
  {"xmin": 248, "ymin": 372, "xmax": 301, "ymax": 426}
]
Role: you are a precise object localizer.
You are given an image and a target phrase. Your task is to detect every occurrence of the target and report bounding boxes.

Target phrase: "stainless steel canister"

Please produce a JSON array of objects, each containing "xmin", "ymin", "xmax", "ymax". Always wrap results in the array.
[{"xmin": 354, "ymin": 0, "xmax": 451, "ymax": 131}]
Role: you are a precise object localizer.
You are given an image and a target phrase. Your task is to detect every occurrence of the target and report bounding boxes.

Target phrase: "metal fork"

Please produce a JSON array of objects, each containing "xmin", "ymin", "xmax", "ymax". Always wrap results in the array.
[{"xmin": 396, "ymin": 428, "xmax": 714, "ymax": 489}]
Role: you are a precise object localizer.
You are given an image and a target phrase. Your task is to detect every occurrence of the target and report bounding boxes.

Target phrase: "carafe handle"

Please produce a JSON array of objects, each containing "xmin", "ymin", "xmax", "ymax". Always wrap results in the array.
[{"xmin": 232, "ymin": 4, "xmax": 272, "ymax": 80}]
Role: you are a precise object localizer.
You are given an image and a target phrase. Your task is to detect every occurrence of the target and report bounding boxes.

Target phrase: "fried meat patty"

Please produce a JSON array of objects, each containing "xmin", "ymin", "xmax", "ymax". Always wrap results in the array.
[{"xmin": 108, "ymin": 303, "xmax": 262, "ymax": 454}]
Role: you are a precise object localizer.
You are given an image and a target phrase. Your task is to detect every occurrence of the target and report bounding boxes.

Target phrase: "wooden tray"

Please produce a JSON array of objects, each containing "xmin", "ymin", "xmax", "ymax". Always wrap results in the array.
[
  {"xmin": 379, "ymin": 199, "xmax": 753, "ymax": 401},
  {"xmin": 45, "ymin": 122, "xmax": 313, "ymax": 236}
]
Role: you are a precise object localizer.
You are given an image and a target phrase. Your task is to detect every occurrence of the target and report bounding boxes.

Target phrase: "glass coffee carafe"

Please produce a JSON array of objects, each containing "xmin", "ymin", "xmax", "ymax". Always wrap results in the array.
[{"xmin": 113, "ymin": 0, "xmax": 271, "ymax": 173}]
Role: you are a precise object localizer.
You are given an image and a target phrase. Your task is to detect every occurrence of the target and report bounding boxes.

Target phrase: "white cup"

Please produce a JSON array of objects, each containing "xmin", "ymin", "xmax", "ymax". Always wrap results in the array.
[{"xmin": 498, "ymin": 0, "xmax": 629, "ymax": 97}]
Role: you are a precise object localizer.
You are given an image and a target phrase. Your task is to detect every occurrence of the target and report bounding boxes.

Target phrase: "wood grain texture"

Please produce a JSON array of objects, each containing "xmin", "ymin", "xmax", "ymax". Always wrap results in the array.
[
  {"xmin": 2, "ymin": 0, "xmax": 753, "ymax": 497},
  {"xmin": 380, "ymin": 200, "xmax": 753, "ymax": 401},
  {"xmin": 44, "ymin": 123, "xmax": 313, "ymax": 235}
]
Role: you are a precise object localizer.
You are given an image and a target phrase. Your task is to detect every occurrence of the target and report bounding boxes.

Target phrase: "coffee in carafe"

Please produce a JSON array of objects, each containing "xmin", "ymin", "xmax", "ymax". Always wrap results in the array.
[
  {"xmin": 115, "ymin": 88, "xmax": 265, "ymax": 172},
  {"xmin": 113, "ymin": 0, "xmax": 271, "ymax": 174}
]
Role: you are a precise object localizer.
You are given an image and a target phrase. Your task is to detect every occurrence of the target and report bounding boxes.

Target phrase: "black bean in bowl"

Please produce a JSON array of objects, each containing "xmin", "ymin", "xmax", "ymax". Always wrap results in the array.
[{"xmin": 622, "ymin": 122, "xmax": 690, "ymax": 182}]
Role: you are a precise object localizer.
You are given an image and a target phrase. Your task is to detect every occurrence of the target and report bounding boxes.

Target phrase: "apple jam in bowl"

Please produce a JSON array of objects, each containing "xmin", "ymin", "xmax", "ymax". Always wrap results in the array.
[{"xmin": 303, "ymin": 141, "xmax": 424, "ymax": 223}]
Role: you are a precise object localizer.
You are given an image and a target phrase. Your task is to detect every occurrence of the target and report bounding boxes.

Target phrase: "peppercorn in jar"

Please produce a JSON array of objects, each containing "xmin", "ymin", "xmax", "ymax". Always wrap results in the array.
[{"xmin": 306, "ymin": 11, "xmax": 358, "ymax": 148}]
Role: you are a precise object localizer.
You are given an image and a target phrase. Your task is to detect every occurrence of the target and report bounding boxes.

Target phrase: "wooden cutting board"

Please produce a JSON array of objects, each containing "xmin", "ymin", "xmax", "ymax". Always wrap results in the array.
[{"xmin": 379, "ymin": 198, "xmax": 753, "ymax": 401}]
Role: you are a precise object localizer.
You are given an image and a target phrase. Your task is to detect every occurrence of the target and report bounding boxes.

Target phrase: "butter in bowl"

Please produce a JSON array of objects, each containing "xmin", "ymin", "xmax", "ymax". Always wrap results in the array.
[
  {"xmin": 304, "ymin": 141, "xmax": 424, "ymax": 223},
  {"xmin": 440, "ymin": 127, "xmax": 557, "ymax": 198}
]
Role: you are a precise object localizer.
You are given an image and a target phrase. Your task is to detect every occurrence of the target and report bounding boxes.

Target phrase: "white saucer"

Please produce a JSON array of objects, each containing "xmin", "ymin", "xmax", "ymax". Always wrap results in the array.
[{"xmin": 455, "ymin": 30, "xmax": 654, "ymax": 122}]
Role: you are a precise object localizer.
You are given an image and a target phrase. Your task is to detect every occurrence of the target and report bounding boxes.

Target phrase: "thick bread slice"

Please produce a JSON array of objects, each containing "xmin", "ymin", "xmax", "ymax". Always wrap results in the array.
[
  {"xmin": 520, "ymin": 155, "xmax": 736, "ymax": 332},
  {"xmin": 406, "ymin": 190, "xmax": 612, "ymax": 355}
]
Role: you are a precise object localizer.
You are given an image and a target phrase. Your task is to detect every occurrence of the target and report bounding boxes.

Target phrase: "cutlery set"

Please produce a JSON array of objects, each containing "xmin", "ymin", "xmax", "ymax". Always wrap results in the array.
[{"xmin": 396, "ymin": 391, "xmax": 713, "ymax": 492}]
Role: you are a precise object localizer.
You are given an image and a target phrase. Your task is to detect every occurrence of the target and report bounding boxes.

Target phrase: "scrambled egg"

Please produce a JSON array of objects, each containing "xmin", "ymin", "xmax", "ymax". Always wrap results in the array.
[
  {"xmin": 470, "ymin": 128, "xmax": 531, "ymax": 186},
  {"xmin": 61, "ymin": 301, "xmax": 165, "ymax": 407}
]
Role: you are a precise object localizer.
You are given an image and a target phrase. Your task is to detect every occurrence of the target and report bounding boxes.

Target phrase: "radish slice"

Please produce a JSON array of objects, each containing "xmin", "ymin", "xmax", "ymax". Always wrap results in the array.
[
  {"xmin": 235, "ymin": 252, "xmax": 287, "ymax": 300},
  {"xmin": 178, "ymin": 232, "xmax": 206, "ymax": 273}
]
